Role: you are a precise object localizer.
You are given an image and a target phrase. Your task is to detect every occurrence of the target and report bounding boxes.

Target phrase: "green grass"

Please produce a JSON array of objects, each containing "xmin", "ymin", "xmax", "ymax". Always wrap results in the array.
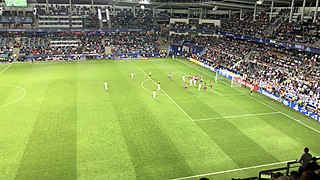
[{"xmin": 0, "ymin": 58, "xmax": 319, "ymax": 180}]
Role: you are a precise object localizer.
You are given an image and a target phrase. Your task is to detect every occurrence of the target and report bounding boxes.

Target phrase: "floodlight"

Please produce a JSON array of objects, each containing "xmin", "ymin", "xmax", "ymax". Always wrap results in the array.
[
  {"xmin": 256, "ymin": 0, "xmax": 264, "ymax": 5},
  {"xmin": 212, "ymin": 6, "xmax": 218, "ymax": 11}
]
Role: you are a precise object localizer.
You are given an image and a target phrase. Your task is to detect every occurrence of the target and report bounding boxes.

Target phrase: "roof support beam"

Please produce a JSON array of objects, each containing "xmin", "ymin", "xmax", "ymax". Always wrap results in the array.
[
  {"xmin": 253, "ymin": 1, "xmax": 257, "ymax": 20},
  {"xmin": 314, "ymin": 0, "xmax": 319, "ymax": 23},
  {"xmin": 301, "ymin": 0, "xmax": 306, "ymax": 22},
  {"xmin": 270, "ymin": 0, "xmax": 274, "ymax": 21},
  {"xmin": 289, "ymin": 0, "xmax": 294, "ymax": 22}
]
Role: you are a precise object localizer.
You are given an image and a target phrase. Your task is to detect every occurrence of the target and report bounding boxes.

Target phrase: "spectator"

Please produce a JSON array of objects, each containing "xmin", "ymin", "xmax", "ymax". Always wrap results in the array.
[
  {"xmin": 298, "ymin": 147, "xmax": 313, "ymax": 175},
  {"xmin": 306, "ymin": 157, "xmax": 320, "ymax": 171}
]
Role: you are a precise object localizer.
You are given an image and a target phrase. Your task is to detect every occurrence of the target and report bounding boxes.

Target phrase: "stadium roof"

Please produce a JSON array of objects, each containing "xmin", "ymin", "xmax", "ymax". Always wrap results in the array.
[{"xmin": 26, "ymin": 0, "xmax": 309, "ymax": 10}]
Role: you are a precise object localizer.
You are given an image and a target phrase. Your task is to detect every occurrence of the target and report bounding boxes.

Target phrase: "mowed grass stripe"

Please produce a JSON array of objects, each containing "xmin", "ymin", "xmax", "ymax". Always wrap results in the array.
[
  {"xmin": 0, "ymin": 63, "xmax": 64, "ymax": 180},
  {"xmin": 76, "ymin": 62, "xmax": 136, "ymax": 179},
  {"xmin": 138, "ymin": 89, "xmax": 243, "ymax": 178},
  {"xmin": 196, "ymin": 119, "xmax": 279, "ymax": 168},
  {"xmin": 137, "ymin": 61, "xmax": 251, "ymax": 176},
  {"xmin": 0, "ymin": 59, "xmax": 318, "ymax": 180},
  {"xmin": 15, "ymin": 64, "xmax": 77, "ymax": 180},
  {"xmin": 226, "ymin": 114, "xmax": 303, "ymax": 161},
  {"xmin": 108, "ymin": 65, "xmax": 194, "ymax": 179},
  {"xmin": 258, "ymin": 114, "xmax": 320, "ymax": 156}
]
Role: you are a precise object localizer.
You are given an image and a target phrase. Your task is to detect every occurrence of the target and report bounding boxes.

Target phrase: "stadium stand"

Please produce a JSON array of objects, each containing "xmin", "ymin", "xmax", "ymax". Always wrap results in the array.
[
  {"xmin": 168, "ymin": 32, "xmax": 320, "ymax": 113},
  {"xmin": 0, "ymin": 1, "xmax": 319, "ymax": 178}
]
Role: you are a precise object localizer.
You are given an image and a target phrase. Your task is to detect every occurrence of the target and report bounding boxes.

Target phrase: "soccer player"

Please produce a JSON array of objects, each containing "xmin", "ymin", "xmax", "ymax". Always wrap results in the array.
[
  {"xmin": 210, "ymin": 80, "xmax": 213, "ymax": 89},
  {"xmin": 153, "ymin": 90, "xmax": 156, "ymax": 98},
  {"xmin": 131, "ymin": 72, "xmax": 134, "ymax": 79},
  {"xmin": 198, "ymin": 83, "xmax": 202, "ymax": 91},
  {"xmin": 184, "ymin": 83, "xmax": 188, "ymax": 90},
  {"xmin": 182, "ymin": 74, "xmax": 186, "ymax": 82},
  {"xmin": 200, "ymin": 74, "xmax": 203, "ymax": 83},
  {"xmin": 204, "ymin": 83, "xmax": 207, "ymax": 90},
  {"xmin": 104, "ymin": 81, "xmax": 108, "ymax": 90},
  {"xmin": 158, "ymin": 83, "xmax": 161, "ymax": 91},
  {"xmin": 149, "ymin": 72, "xmax": 152, "ymax": 78},
  {"xmin": 189, "ymin": 77, "xmax": 193, "ymax": 86},
  {"xmin": 168, "ymin": 72, "xmax": 171, "ymax": 79},
  {"xmin": 250, "ymin": 86, "xmax": 254, "ymax": 96},
  {"xmin": 193, "ymin": 77, "xmax": 197, "ymax": 87}
]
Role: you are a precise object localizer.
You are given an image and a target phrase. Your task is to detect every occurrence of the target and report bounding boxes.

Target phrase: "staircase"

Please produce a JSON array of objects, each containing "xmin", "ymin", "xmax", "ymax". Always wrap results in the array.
[
  {"xmin": 263, "ymin": 12, "xmax": 289, "ymax": 38},
  {"xmin": 159, "ymin": 25, "xmax": 170, "ymax": 53},
  {"xmin": 232, "ymin": 50, "xmax": 255, "ymax": 69}
]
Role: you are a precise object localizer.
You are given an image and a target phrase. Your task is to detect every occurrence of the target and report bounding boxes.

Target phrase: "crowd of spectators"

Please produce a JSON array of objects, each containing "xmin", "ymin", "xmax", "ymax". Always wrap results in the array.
[
  {"xmin": 220, "ymin": 9, "xmax": 320, "ymax": 48},
  {"xmin": 220, "ymin": 11, "xmax": 271, "ymax": 38},
  {"xmin": 172, "ymin": 34, "xmax": 320, "ymax": 111},
  {"xmin": 1, "ymin": 4, "xmax": 320, "ymax": 47},
  {"xmin": 111, "ymin": 9, "xmax": 158, "ymax": 29},
  {"xmin": 170, "ymin": 22, "xmax": 217, "ymax": 31},
  {"xmin": 269, "ymin": 20, "xmax": 320, "ymax": 46},
  {"xmin": 0, "ymin": 31, "xmax": 162, "ymax": 61}
]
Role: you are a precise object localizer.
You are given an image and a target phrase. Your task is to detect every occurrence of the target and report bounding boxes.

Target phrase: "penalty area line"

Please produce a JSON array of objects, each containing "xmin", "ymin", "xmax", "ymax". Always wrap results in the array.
[
  {"xmin": 140, "ymin": 79, "xmax": 166, "ymax": 96},
  {"xmin": 171, "ymin": 159, "xmax": 294, "ymax": 180},
  {"xmin": 177, "ymin": 59, "xmax": 320, "ymax": 134},
  {"xmin": 139, "ymin": 68, "xmax": 194, "ymax": 122},
  {"xmin": 210, "ymin": 88, "xmax": 223, "ymax": 96},
  {"xmin": 193, "ymin": 111, "xmax": 281, "ymax": 122},
  {"xmin": 0, "ymin": 64, "xmax": 12, "ymax": 75}
]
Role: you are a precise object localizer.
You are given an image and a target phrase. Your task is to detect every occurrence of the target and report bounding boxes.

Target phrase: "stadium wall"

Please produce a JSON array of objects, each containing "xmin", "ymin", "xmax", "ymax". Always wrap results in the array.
[{"xmin": 188, "ymin": 57, "xmax": 320, "ymax": 123}]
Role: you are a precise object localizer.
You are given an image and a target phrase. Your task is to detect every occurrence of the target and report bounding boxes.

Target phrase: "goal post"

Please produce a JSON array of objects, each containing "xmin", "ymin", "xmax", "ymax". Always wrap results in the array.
[
  {"xmin": 215, "ymin": 71, "xmax": 226, "ymax": 83},
  {"xmin": 231, "ymin": 76, "xmax": 242, "ymax": 88},
  {"xmin": 215, "ymin": 69, "xmax": 242, "ymax": 87}
]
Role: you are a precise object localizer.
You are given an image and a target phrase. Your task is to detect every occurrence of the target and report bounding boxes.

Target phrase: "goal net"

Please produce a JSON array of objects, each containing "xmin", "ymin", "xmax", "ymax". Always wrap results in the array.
[
  {"xmin": 231, "ymin": 76, "xmax": 242, "ymax": 88},
  {"xmin": 215, "ymin": 71, "xmax": 227, "ymax": 83},
  {"xmin": 215, "ymin": 70, "xmax": 242, "ymax": 87}
]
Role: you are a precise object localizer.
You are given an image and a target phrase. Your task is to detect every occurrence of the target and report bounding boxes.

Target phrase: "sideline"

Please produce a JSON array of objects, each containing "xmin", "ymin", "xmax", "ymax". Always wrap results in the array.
[{"xmin": 172, "ymin": 160, "xmax": 294, "ymax": 180}]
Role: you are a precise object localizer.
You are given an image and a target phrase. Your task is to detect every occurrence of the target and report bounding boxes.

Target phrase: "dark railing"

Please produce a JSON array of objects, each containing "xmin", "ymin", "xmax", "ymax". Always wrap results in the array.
[{"xmin": 258, "ymin": 157, "xmax": 320, "ymax": 179}]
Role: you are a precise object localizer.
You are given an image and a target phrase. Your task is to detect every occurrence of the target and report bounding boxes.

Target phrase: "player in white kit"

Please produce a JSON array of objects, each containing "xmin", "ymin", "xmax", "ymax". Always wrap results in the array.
[
  {"xmin": 198, "ymin": 83, "xmax": 202, "ymax": 91},
  {"xmin": 104, "ymin": 81, "xmax": 108, "ymax": 90},
  {"xmin": 153, "ymin": 90, "xmax": 156, "ymax": 98}
]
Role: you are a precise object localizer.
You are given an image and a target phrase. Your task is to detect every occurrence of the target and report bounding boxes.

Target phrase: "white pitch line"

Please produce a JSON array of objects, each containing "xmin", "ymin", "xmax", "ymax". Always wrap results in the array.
[
  {"xmin": 0, "ymin": 64, "xmax": 12, "ymax": 75},
  {"xmin": 0, "ymin": 86, "xmax": 27, "ymax": 108},
  {"xmin": 178, "ymin": 59, "xmax": 320, "ymax": 134},
  {"xmin": 193, "ymin": 112, "xmax": 281, "ymax": 122},
  {"xmin": 140, "ymin": 79, "xmax": 166, "ymax": 96},
  {"xmin": 139, "ymin": 68, "xmax": 194, "ymax": 121},
  {"xmin": 172, "ymin": 159, "xmax": 295, "ymax": 180},
  {"xmin": 211, "ymin": 88, "xmax": 223, "ymax": 96},
  {"xmin": 142, "ymin": 65, "xmax": 188, "ymax": 69},
  {"xmin": 223, "ymin": 93, "xmax": 245, "ymax": 96}
]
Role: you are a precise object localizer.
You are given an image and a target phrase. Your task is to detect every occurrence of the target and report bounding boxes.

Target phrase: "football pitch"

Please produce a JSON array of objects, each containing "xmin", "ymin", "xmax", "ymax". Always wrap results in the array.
[{"xmin": 0, "ymin": 58, "xmax": 319, "ymax": 180}]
